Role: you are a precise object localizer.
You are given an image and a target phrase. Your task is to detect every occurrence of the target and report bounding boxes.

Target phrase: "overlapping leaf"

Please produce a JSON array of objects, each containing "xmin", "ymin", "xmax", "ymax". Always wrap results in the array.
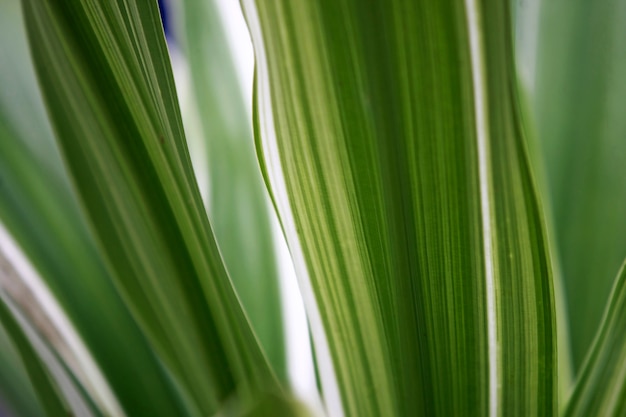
[
  {"xmin": 243, "ymin": 0, "xmax": 556, "ymax": 415},
  {"xmin": 0, "ymin": 295, "xmax": 67, "ymax": 417},
  {"xmin": 0, "ymin": 252, "xmax": 95, "ymax": 417},
  {"xmin": 0, "ymin": 2, "xmax": 195, "ymax": 415},
  {"xmin": 21, "ymin": 0, "xmax": 278, "ymax": 415},
  {"xmin": 0, "ymin": 289, "xmax": 45, "ymax": 417},
  {"xmin": 171, "ymin": 0, "xmax": 285, "ymax": 378},
  {"xmin": 565, "ymin": 260, "xmax": 626, "ymax": 416}
]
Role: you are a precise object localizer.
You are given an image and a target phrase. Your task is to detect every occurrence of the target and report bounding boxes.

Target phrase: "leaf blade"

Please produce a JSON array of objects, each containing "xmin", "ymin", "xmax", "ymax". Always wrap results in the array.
[
  {"xmin": 243, "ymin": 0, "xmax": 556, "ymax": 416},
  {"xmin": 0, "ymin": 1, "xmax": 216, "ymax": 414},
  {"xmin": 21, "ymin": 0, "xmax": 278, "ymax": 414},
  {"xmin": 565, "ymin": 260, "xmax": 626, "ymax": 416}
]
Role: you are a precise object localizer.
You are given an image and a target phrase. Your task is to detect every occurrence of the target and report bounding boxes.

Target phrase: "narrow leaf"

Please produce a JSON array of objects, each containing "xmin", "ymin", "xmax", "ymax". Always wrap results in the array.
[
  {"xmin": 22, "ymin": 0, "xmax": 278, "ymax": 414},
  {"xmin": 0, "ymin": 292, "xmax": 105, "ymax": 417},
  {"xmin": 0, "ymin": 1, "xmax": 206, "ymax": 415},
  {"xmin": 237, "ymin": 392, "xmax": 311, "ymax": 417},
  {"xmin": 565, "ymin": 260, "xmax": 626, "ymax": 416},
  {"xmin": 0, "ymin": 297, "xmax": 45, "ymax": 417},
  {"xmin": 244, "ymin": 0, "xmax": 556, "ymax": 416},
  {"xmin": 0, "ymin": 291, "xmax": 67, "ymax": 417},
  {"xmin": 514, "ymin": 0, "xmax": 574, "ymax": 400}
]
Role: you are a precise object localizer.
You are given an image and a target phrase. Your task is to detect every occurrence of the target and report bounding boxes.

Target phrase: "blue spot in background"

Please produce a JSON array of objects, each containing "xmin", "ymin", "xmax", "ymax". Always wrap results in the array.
[{"xmin": 157, "ymin": 0, "xmax": 173, "ymax": 43}]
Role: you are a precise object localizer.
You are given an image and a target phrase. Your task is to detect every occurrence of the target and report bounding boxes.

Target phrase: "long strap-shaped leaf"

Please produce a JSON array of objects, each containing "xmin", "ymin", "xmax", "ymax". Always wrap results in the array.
[
  {"xmin": 565, "ymin": 261, "xmax": 626, "ymax": 416},
  {"xmin": 0, "ymin": 271, "xmax": 102, "ymax": 417},
  {"xmin": 0, "ymin": 1, "xmax": 201, "ymax": 414},
  {"xmin": 514, "ymin": 0, "xmax": 575, "ymax": 402},
  {"xmin": 0, "ymin": 317, "xmax": 46, "ymax": 417},
  {"xmin": 243, "ymin": 0, "xmax": 556, "ymax": 415},
  {"xmin": 0, "ymin": 297, "xmax": 67, "ymax": 417},
  {"xmin": 22, "ymin": 0, "xmax": 277, "ymax": 414},
  {"xmin": 0, "ymin": 249, "xmax": 74, "ymax": 417}
]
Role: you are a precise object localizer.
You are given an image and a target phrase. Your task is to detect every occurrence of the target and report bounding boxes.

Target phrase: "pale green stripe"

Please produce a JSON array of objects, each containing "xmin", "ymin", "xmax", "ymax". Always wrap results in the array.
[
  {"xmin": 243, "ymin": 0, "xmax": 556, "ymax": 416},
  {"xmin": 22, "ymin": 0, "xmax": 279, "ymax": 414}
]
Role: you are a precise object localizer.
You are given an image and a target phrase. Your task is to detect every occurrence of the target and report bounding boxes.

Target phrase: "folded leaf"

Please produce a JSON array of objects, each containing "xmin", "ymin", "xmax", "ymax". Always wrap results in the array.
[
  {"xmin": 171, "ymin": 0, "xmax": 285, "ymax": 379},
  {"xmin": 243, "ymin": 0, "xmax": 556, "ymax": 415},
  {"xmin": 514, "ymin": 0, "xmax": 574, "ymax": 400}
]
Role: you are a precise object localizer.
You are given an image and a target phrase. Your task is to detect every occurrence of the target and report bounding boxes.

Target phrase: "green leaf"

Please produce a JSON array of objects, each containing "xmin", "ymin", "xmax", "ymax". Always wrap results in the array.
[
  {"xmin": 244, "ymin": 0, "xmax": 556, "ymax": 416},
  {"xmin": 564, "ymin": 260, "xmax": 626, "ymax": 416},
  {"xmin": 0, "ymin": 312, "xmax": 67, "ymax": 417},
  {"xmin": 514, "ymin": 0, "xmax": 574, "ymax": 401},
  {"xmin": 21, "ymin": 0, "xmax": 278, "ymax": 415},
  {"xmin": 0, "ymin": 2, "xmax": 202, "ymax": 415},
  {"xmin": 236, "ymin": 392, "xmax": 311, "ymax": 417},
  {"xmin": 0, "ymin": 306, "xmax": 45, "ymax": 417},
  {"xmin": 0, "ymin": 266, "xmax": 107, "ymax": 417},
  {"xmin": 0, "ymin": 292, "xmax": 67, "ymax": 417},
  {"xmin": 171, "ymin": 0, "xmax": 285, "ymax": 379},
  {"xmin": 533, "ymin": 0, "xmax": 626, "ymax": 370},
  {"xmin": 216, "ymin": 390, "xmax": 312, "ymax": 417}
]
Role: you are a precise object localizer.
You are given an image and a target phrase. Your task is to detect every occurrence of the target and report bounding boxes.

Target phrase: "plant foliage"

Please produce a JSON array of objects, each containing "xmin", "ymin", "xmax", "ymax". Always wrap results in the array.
[{"xmin": 0, "ymin": 0, "xmax": 624, "ymax": 416}]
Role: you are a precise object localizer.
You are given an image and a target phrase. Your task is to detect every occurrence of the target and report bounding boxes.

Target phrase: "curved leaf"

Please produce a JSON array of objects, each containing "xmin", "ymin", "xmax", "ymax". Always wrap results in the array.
[
  {"xmin": 0, "ymin": 299, "xmax": 45, "ymax": 417},
  {"xmin": 171, "ymin": 0, "xmax": 285, "ymax": 378},
  {"xmin": 565, "ymin": 260, "xmax": 626, "ymax": 416},
  {"xmin": 534, "ymin": 0, "xmax": 626, "ymax": 370},
  {"xmin": 21, "ymin": 0, "xmax": 278, "ymax": 414},
  {"xmin": 514, "ymin": 0, "xmax": 574, "ymax": 400},
  {"xmin": 0, "ymin": 1, "xmax": 203, "ymax": 415},
  {"xmin": 0, "ymin": 303, "xmax": 66, "ymax": 417}
]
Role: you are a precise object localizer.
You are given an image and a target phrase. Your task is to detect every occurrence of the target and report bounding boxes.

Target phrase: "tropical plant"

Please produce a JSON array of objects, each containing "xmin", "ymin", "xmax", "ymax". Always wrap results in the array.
[{"xmin": 0, "ymin": 0, "xmax": 625, "ymax": 416}]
